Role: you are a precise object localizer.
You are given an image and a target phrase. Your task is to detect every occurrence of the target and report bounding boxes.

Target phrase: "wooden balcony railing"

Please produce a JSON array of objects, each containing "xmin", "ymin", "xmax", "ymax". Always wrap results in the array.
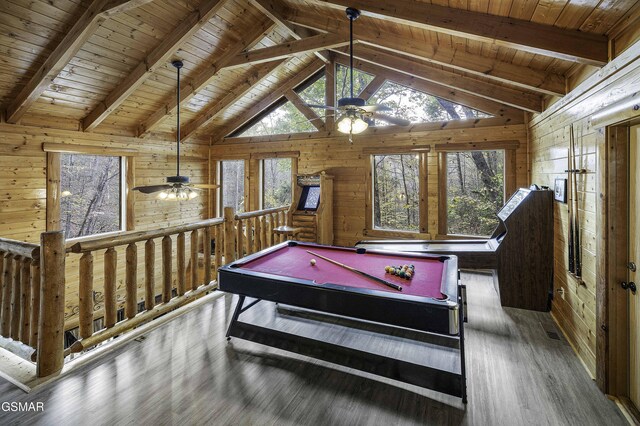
[{"xmin": 0, "ymin": 205, "xmax": 291, "ymax": 380}]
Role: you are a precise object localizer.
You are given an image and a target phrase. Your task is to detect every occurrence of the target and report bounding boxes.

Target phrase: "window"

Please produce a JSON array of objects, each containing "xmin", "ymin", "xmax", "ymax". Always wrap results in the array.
[
  {"xmin": 262, "ymin": 158, "xmax": 292, "ymax": 209},
  {"xmin": 336, "ymin": 64, "xmax": 374, "ymax": 99},
  {"xmin": 370, "ymin": 81, "xmax": 492, "ymax": 125},
  {"xmin": 60, "ymin": 154, "xmax": 123, "ymax": 239},
  {"xmin": 372, "ymin": 154, "xmax": 420, "ymax": 232},
  {"xmin": 220, "ymin": 160, "xmax": 245, "ymax": 213},
  {"xmin": 444, "ymin": 150, "xmax": 504, "ymax": 236}
]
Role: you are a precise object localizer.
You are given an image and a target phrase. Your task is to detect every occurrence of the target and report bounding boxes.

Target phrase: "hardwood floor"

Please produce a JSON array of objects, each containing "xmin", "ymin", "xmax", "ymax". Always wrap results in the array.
[{"xmin": 0, "ymin": 272, "xmax": 628, "ymax": 425}]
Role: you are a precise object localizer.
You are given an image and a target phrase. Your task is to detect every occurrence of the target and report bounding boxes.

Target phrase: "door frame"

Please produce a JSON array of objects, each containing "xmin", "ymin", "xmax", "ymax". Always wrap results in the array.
[{"xmin": 599, "ymin": 120, "xmax": 640, "ymax": 419}]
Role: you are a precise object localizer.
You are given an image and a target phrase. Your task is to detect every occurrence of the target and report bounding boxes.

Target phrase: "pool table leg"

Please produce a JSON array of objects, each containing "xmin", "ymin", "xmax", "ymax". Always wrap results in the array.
[
  {"xmin": 459, "ymin": 282, "xmax": 467, "ymax": 404},
  {"xmin": 226, "ymin": 295, "xmax": 246, "ymax": 340}
]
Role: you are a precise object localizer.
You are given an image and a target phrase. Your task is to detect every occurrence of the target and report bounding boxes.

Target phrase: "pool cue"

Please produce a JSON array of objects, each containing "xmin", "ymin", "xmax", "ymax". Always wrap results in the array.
[
  {"xmin": 567, "ymin": 127, "xmax": 575, "ymax": 274},
  {"xmin": 305, "ymin": 250, "xmax": 403, "ymax": 291},
  {"xmin": 572, "ymin": 125, "xmax": 582, "ymax": 278}
]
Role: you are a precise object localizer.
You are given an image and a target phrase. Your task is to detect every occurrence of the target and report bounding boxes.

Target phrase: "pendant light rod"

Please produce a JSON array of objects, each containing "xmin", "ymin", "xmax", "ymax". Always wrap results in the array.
[
  {"xmin": 172, "ymin": 60, "xmax": 183, "ymax": 177},
  {"xmin": 345, "ymin": 8, "xmax": 360, "ymax": 100}
]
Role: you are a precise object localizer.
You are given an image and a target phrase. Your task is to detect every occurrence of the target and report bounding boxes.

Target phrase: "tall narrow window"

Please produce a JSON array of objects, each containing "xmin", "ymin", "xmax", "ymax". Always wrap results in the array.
[
  {"xmin": 220, "ymin": 160, "xmax": 245, "ymax": 213},
  {"xmin": 445, "ymin": 150, "xmax": 504, "ymax": 236},
  {"xmin": 60, "ymin": 154, "xmax": 123, "ymax": 238},
  {"xmin": 262, "ymin": 158, "xmax": 292, "ymax": 209},
  {"xmin": 372, "ymin": 154, "xmax": 419, "ymax": 232}
]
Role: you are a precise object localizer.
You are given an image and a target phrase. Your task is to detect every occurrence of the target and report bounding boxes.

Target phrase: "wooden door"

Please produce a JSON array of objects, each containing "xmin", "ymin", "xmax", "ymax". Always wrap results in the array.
[{"xmin": 630, "ymin": 124, "xmax": 640, "ymax": 408}]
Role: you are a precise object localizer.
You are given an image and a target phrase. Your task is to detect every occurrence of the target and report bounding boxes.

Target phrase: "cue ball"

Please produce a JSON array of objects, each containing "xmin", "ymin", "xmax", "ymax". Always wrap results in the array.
[{"xmin": 310, "ymin": 259, "xmax": 316, "ymax": 266}]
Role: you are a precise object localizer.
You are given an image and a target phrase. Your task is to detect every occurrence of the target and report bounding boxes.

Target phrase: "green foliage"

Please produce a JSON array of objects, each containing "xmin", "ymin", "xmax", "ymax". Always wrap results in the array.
[
  {"xmin": 446, "ymin": 151, "xmax": 504, "ymax": 236},
  {"xmin": 221, "ymin": 160, "xmax": 245, "ymax": 213},
  {"xmin": 370, "ymin": 81, "xmax": 492, "ymax": 125},
  {"xmin": 240, "ymin": 101, "xmax": 316, "ymax": 137},
  {"xmin": 336, "ymin": 64, "xmax": 374, "ymax": 99},
  {"xmin": 263, "ymin": 158, "xmax": 292, "ymax": 209},
  {"xmin": 60, "ymin": 154, "xmax": 121, "ymax": 238},
  {"xmin": 297, "ymin": 73, "xmax": 326, "ymax": 120},
  {"xmin": 373, "ymin": 154, "xmax": 419, "ymax": 232}
]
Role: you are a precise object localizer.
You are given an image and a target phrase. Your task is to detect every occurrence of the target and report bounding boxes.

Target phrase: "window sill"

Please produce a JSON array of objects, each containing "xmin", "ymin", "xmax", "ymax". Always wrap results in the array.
[{"xmin": 362, "ymin": 229, "xmax": 431, "ymax": 240}]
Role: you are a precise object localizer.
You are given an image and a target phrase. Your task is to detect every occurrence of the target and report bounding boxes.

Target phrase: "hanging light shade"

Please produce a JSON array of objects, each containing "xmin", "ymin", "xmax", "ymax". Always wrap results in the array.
[{"xmin": 337, "ymin": 113, "xmax": 368, "ymax": 134}]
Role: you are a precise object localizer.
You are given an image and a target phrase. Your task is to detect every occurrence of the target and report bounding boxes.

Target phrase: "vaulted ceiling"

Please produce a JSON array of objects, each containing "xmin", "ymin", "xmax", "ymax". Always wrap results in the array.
[{"xmin": 1, "ymin": 0, "xmax": 638, "ymax": 142}]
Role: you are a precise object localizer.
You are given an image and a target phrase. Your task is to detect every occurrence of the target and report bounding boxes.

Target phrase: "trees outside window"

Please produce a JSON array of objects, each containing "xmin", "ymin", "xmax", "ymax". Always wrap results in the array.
[
  {"xmin": 370, "ymin": 81, "xmax": 492, "ymax": 125},
  {"xmin": 446, "ymin": 150, "xmax": 504, "ymax": 236},
  {"xmin": 262, "ymin": 158, "xmax": 292, "ymax": 209},
  {"xmin": 60, "ymin": 154, "xmax": 122, "ymax": 239},
  {"xmin": 372, "ymin": 154, "xmax": 419, "ymax": 232},
  {"xmin": 220, "ymin": 160, "xmax": 245, "ymax": 213}
]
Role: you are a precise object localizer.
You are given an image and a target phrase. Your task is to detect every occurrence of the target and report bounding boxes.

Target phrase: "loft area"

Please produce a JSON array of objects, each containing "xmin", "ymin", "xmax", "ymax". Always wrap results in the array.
[{"xmin": 1, "ymin": 0, "xmax": 640, "ymax": 424}]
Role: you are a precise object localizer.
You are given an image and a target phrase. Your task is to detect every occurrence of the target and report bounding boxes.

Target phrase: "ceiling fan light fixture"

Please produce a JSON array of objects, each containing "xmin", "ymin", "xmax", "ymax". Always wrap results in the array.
[{"xmin": 337, "ymin": 112, "xmax": 368, "ymax": 135}]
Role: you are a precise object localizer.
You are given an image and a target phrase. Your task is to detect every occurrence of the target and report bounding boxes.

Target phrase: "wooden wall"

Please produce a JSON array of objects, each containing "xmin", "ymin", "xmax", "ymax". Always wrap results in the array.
[
  {"xmin": 211, "ymin": 121, "xmax": 528, "ymax": 247},
  {"xmin": 528, "ymin": 40, "xmax": 640, "ymax": 376},
  {"xmin": 0, "ymin": 122, "xmax": 210, "ymax": 325}
]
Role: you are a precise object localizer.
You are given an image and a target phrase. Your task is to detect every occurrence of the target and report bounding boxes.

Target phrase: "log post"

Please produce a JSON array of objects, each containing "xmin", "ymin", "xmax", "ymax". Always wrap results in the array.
[
  {"xmin": 176, "ymin": 233, "xmax": 186, "ymax": 296},
  {"xmin": 223, "ymin": 207, "xmax": 235, "ymax": 263},
  {"xmin": 125, "ymin": 243, "xmax": 137, "ymax": 319},
  {"xmin": 79, "ymin": 252, "xmax": 94, "ymax": 339},
  {"xmin": 145, "ymin": 239, "xmax": 155, "ymax": 310},
  {"xmin": 246, "ymin": 219, "xmax": 253, "ymax": 255},
  {"xmin": 190, "ymin": 229, "xmax": 198, "ymax": 291},
  {"xmin": 203, "ymin": 227, "xmax": 212, "ymax": 285},
  {"xmin": 236, "ymin": 219, "xmax": 244, "ymax": 258},
  {"xmin": 279, "ymin": 211, "xmax": 286, "ymax": 242},
  {"xmin": 260, "ymin": 216, "xmax": 267, "ymax": 251},
  {"xmin": 10, "ymin": 255, "xmax": 22, "ymax": 340},
  {"xmin": 37, "ymin": 231, "xmax": 65, "ymax": 378},
  {"xmin": 104, "ymin": 247, "xmax": 117, "ymax": 328},
  {"xmin": 254, "ymin": 216, "xmax": 262, "ymax": 252},
  {"xmin": 162, "ymin": 236, "xmax": 172, "ymax": 303},
  {"xmin": 1, "ymin": 254, "xmax": 14, "ymax": 336},
  {"xmin": 29, "ymin": 258, "xmax": 40, "ymax": 347},
  {"xmin": 214, "ymin": 225, "xmax": 222, "ymax": 273},
  {"xmin": 268, "ymin": 214, "xmax": 275, "ymax": 247},
  {"xmin": 20, "ymin": 258, "xmax": 31, "ymax": 344}
]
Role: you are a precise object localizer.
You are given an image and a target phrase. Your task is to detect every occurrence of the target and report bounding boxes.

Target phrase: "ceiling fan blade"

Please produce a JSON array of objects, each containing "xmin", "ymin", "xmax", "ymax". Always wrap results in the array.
[
  {"xmin": 133, "ymin": 184, "xmax": 172, "ymax": 194},
  {"xmin": 361, "ymin": 104, "xmax": 391, "ymax": 112},
  {"xmin": 372, "ymin": 113, "xmax": 411, "ymax": 126},
  {"xmin": 306, "ymin": 104, "xmax": 337, "ymax": 110},
  {"xmin": 191, "ymin": 184, "xmax": 219, "ymax": 189}
]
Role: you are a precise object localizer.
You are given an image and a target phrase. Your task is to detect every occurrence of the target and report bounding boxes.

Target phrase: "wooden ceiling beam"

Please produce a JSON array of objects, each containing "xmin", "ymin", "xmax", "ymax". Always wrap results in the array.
[
  {"xmin": 137, "ymin": 19, "xmax": 276, "ymax": 136},
  {"xmin": 210, "ymin": 58, "xmax": 325, "ymax": 141},
  {"xmin": 82, "ymin": 0, "xmax": 229, "ymax": 131},
  {"xmin": 334, "ymin": 55, "xmax": 522, "ymax": 123},
  {"xmin": 358, "ymin": 75, "xmax": 386, "ymax": 102},
  {"xmin": 180, "ymin": 61, "xmax": 286, "ymax": 141},
  {"xmin": 285, "ymin": 89, "xmax": 325, "ymax": 131},
  {"xmin": 285, "ymin": 6, "xmax": 566, "ymax": 97},
  {"xmin": 306, "ymin": 0, "xmax": 608, "ymax": 66},
  {"xmin": 250, "ymin": 0, "xmax": 329, "ymax": 63},
  {"xmin": 4, "ymin": 0, "xmax": 153, "ymax": 124},
  {"xmin": 334, "ymin": 47, "xmax": 543, "ymax": 113},
  {"xmin": 223, "ymin": 33, "xmax": 350, "ymax": 70}
]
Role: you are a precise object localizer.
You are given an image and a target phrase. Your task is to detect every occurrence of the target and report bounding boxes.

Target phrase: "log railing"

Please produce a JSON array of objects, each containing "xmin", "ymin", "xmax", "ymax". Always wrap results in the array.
[
  {"xmin": 0, "ymin": 205, "xmax": 291, "ymax": 380},
  {"xmin": 227, "ymin": 205, "xmax": 290, "ymax": 260},
  {"xmin": 64, "ymin": 218, "xmax": 225, "ymax": 355},
  {"xmin": 0, "ymin": 238, "xmax": 41, "ymax": 350}
]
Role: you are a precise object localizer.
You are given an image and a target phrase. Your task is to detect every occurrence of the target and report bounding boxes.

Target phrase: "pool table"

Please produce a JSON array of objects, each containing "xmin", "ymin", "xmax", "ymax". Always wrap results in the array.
[{"xmin": 218, "ymin": 241, "xmax": 467, "ymax": 401}]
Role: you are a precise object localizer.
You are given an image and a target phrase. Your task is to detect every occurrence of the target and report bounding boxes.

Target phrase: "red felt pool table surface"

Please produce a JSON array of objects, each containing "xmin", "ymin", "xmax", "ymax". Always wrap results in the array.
[{"xmin": 235, "ymin": 244, "xmax": 447, "ymax": 299}]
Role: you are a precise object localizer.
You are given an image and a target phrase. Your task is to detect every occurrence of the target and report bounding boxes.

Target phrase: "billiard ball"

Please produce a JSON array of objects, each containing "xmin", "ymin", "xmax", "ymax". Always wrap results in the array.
[{"xmin": 310, "ymin": 259, "xmax": 316, "ymax": 266}]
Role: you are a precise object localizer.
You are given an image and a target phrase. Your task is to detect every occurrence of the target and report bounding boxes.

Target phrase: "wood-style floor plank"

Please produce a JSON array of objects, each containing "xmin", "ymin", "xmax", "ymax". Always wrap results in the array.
[{"xmin": 0, "ymin": 272, "xmax": 627, "ymax": 425}]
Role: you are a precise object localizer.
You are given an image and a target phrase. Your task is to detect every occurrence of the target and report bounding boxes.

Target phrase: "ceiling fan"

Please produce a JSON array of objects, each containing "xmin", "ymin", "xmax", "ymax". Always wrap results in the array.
[
  {"xmin": 306, "ymin": 7, "xmax": 411, "ymax": 141},
  {"xmin": 133, "ymin": 60, "xmax": 217, "ymax": 200}
]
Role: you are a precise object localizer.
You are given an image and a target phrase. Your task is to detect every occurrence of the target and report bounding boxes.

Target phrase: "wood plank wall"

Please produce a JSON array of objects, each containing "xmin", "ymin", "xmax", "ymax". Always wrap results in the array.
[
  {"xmin": 211, "ymin": 123, "xmax": 528, "ymax": 247},
  {"xmin": 528, "ymin": 40, "xmax": 640, "ymax": 376},
  {"xmin": 0, "ymin": 123, "xmax": 209, "ymax": 326}
]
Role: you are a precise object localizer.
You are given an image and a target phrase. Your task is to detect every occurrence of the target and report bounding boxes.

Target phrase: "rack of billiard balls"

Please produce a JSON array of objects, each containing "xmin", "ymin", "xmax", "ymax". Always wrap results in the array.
[{"xmin": 385, "ymin": 264, "xmax": 415, "ymax": 280}]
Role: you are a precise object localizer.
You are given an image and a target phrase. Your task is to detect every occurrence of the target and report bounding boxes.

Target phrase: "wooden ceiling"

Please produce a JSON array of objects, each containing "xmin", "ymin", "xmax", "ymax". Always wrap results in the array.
[{"xmin": 0, "ymin": 0, "xmax": 638, "ymax": 141}]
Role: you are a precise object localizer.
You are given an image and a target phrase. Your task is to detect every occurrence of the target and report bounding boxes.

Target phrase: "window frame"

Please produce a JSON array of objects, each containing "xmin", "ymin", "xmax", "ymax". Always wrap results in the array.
[
  {"xmin": 258, "ymin": 156, "xmax": 297, "ymax": 210},
  {"xmin": 435, "ymin": 141, "xmax": 518, "ymax": 239},
  {"xmin": 42, "ymin": 142, "xmax": 138, "ymax": 242},
  {"xmin": 365, "ymin": 147, "xmax": 430, "ymax": 239},
  {"xmin": 217, "ymin": 158, "xmax": 249, "ymax": 216}
]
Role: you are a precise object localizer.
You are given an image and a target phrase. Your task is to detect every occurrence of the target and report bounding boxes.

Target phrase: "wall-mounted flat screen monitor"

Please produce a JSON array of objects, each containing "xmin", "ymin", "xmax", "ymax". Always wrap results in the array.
[{"xmin": 298, "ymin": 186, "xmax": 321, "ymax": 211}]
